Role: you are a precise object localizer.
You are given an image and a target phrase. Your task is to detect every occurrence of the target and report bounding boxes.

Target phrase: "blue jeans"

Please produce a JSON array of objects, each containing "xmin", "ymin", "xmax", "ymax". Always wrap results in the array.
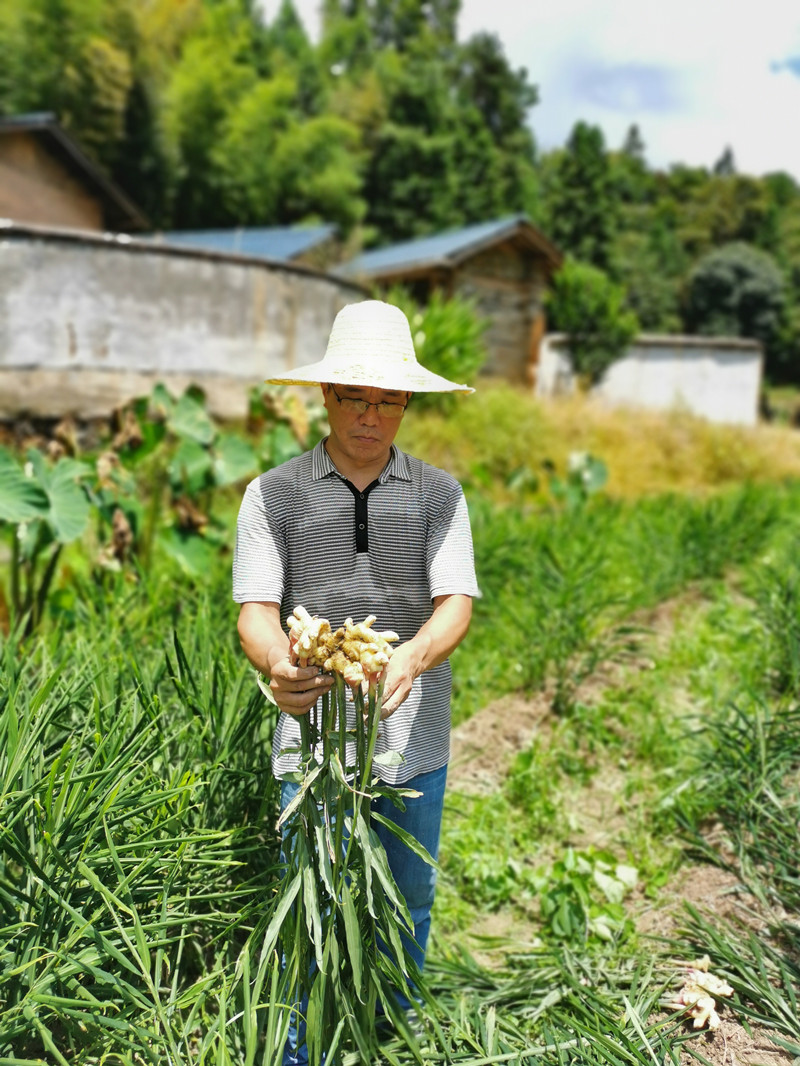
[{"xmin": 279, "ymin": 764, "xmax": 447, "ymax": 1065}]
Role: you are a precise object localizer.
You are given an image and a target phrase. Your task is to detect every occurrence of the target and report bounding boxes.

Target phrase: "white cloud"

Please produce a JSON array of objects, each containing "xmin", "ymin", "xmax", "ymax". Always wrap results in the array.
[{"xmin": 279, "ymin": 0, "xmax": 800, "ymax": 179}]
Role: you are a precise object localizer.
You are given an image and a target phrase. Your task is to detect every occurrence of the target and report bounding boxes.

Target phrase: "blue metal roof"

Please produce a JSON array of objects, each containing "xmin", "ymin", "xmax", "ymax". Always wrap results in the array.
[
  {"xmin": 151, "ymin": 224, "xmax": 336, "ymax": 261},
  {"xmin": 339, "ymin": 215, "xmax": 559, "ymax": 277}
]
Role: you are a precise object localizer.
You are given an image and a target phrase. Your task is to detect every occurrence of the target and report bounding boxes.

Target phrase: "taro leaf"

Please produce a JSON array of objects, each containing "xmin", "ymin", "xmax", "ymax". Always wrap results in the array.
[
  {"xmin": 26, "ymin": 451, "xmax": 91, "ymax": 543},
  {"xmin": 121, "ymin": 399, "xmax": 167, "ymax": 462},
  {"xmin": 0, "ymin": 448, "xmax": 48, "ymax": 523},
  {"xmin": 581, "ymin": 456, "xmax": 608, "ymax": 495},
  {"xmin": 263, "ymin": 423, "xmax": 302, "ymax": 468},
  {"xmin": 168, "ymin": 390, "xmax": 216, "ymax": 445},
  {"xmin": 149, "ymin": 383, "xmax": 175, "ymax": 419},
  {"xmin": 212, "ymin": 434, "xmax": 258, "ymax": 487},
  {"xmin": 168, "ymin": 438, "xmax": 212, "ymax": 495},
  {"xmin": 160, "ymin": 527, "xmax": 219, "ymax": 577}
]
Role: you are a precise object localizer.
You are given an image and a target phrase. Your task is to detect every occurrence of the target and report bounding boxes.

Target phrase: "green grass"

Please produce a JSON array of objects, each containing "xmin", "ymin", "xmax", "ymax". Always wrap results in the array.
[
  {"xmin": 3, "ymin": 395, "xmax": 800, "ymax": 1063},
  {"xmin": 428, "ymin": 488, "xmax": 800, "ymax": 1062}
]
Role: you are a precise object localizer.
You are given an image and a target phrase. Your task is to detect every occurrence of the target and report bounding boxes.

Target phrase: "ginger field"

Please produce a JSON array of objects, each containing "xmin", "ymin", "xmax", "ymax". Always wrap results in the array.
[{"xmin": 1, "ymin": 387, "xmax": 800, "ymax": 1064}]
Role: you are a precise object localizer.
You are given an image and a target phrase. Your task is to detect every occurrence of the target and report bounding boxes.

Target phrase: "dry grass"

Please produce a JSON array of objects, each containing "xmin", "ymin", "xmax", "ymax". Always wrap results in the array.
[{"xmin": 398, "ymin": 382, "xmax": 800, "ymax": 499}]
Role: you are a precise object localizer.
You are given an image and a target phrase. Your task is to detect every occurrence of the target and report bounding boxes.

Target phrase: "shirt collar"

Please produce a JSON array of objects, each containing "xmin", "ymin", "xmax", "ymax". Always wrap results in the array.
[{"xmin": 311, "ymin": 439, "xmax": 412, "ymax": 484}]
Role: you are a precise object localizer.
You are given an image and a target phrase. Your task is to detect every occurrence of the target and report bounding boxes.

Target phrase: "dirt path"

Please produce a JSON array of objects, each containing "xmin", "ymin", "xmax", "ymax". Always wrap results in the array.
[{"xmin": 443, "ymin": 596, "xmax": 797, "ymax": 1066}]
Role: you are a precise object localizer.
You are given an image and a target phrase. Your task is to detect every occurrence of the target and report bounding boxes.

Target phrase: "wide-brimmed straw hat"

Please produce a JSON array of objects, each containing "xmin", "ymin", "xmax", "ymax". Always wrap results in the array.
[{"xmin": 265, "ymin": 300, "xmax": 474, "ymax": 393}]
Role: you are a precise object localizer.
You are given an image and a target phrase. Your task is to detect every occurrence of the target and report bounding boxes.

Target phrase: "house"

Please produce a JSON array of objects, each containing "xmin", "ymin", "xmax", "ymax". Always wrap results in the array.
[
  {"xmin": 0, "ymin": 112, "xmax": 147, "ymax": 232},
  {"xmin": 149, "ymin": 224, "xmax": 338, "ymax": 270},
  {"xmin": 339, "ymin": 215, "xmax": 562, "ymax": 383}
]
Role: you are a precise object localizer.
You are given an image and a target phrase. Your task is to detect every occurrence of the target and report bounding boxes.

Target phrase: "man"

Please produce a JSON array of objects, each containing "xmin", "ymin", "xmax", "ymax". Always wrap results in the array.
[{"xmin": 233, "ymin": 299, "xmax": 479, "ymax": 1058}]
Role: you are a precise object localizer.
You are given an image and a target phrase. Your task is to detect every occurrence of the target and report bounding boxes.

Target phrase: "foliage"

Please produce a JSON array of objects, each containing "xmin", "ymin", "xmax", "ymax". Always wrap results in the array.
[
  {"xmin": 544, "ymin": 451, "xmax": 608, "ymax": 510},
  {"xmin": 0, "ymin": 382, "xmax": 311, "ymax": 632},
  {"xmin": 386, "ymin": 285, "xmax": 488, "ymax": 409},
  {"xmin": 684, "ymin": 241, "xmax": 786, "ymax": 369},
  {"xmin": 3, "ymin": 391, "xmax": 800, "ymax": 1059},
  {"xmin": 750, "ymin": 560, "xmax": 800, "ymax": 696},
  {"xmin": 0, "ymin": 607, "xmax": 280, "ymax": 1061},
  {"xmin": 6, "ymin": 0, "xmax": 800, "ymax": 387},
  {"xmin": 542, "ymin": 122, "xmax": 619, "ymax": 272},
  {"xmin": 0, "ymin": 447, "xmax": 91, "ymax": 635},
  {"xmin": 273, "ymin": 673, "xmax": 431, "ymax": 1062},
  {"xmin": 534, "ymin": 848, "xmax": 638, "ymax": 945},
  {"xmin": 547, "ymin": 258, "xmax": 640, "ymax": 385},
  {"xmin": 0, "ymin": 0, "xmax": 541, "ymax": 240}
]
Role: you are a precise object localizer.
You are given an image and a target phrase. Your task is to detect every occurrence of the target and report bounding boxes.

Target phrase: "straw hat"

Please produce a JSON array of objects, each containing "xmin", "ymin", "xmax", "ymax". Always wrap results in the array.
[{"xmin": 265, "ymin": 300, "xmax": 474, "ymax": 393}]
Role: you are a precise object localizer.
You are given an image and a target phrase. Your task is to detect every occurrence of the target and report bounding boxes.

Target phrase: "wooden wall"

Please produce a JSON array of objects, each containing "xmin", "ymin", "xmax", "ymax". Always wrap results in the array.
[
  {"xmin": 0, "ymin": 131, "xmax": 104, "ymax": 231},
  {"xmin": 451, "ymin": 242, "xmax": 550, "ymax": 383}
]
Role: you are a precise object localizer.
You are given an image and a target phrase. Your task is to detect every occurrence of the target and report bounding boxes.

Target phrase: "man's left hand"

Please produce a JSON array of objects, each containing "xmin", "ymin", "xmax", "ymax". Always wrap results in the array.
[{"xmin": 379, "ymin": 642, "xmax": 421, "ymax": 718}]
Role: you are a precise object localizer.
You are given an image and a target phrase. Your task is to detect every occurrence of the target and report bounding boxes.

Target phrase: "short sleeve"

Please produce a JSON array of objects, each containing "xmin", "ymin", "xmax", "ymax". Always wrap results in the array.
[
  {"xmin": 232, "ymin": 476, "xmax": 287, "ymax": 604},
  {"xmin": 427, "ymin": 485, "xmax": 480, "ymax": 600}
]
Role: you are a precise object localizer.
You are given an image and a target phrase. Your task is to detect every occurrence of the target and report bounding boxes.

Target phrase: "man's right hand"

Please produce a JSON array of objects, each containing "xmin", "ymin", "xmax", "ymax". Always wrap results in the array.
[
  {"xmin": 238, "ymin": 601, "xmax": 334, "ymax": 716},
  {"xmin": 267, "ymin": 656, "xmax": 334, "ymax": 716}
]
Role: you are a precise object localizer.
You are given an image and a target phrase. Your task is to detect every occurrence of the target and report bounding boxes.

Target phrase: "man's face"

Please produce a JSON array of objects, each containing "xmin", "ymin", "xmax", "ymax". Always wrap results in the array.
[{"xmin": 321, "ymin": 383, "xmax": 410, "ymax": 469}]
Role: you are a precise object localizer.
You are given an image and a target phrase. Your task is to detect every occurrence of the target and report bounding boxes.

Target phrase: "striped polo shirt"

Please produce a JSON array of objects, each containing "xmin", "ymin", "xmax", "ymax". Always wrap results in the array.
[{"xmin": 232, "ymin": 439, "xmax": 479, "ymax": 784}]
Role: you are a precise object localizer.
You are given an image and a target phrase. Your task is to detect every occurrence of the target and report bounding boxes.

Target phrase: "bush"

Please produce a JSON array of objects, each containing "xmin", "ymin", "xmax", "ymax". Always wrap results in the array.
[
  {"xmin": 684, "ymin": 241, "xmax": 785, "ymax": 360},
  {"xmin": 546, "ymin": 257, "xmax": 639, "ymax": 385},
  {"xmin": 385, "ymin": 286, "xmax": 488, "ymax": 410}
]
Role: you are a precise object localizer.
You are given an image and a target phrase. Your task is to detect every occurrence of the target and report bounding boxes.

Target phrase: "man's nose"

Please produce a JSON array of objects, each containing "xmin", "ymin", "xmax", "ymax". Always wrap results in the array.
[{"xmin": 359, "ymin": 403, "xmax": 380, "ymax": 424}]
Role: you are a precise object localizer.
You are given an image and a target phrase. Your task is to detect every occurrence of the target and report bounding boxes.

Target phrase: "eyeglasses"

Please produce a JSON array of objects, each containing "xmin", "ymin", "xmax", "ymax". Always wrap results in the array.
[{"xmin": 328, "ymin": 384, "xmax": 408, "ymax": 419}]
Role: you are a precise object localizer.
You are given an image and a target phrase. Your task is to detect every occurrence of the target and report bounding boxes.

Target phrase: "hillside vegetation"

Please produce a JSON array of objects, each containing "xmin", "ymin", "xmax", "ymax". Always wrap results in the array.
[
  {"xmin": 2, "ymin": 0, "xmax": 800, "ymax": 380},
  {"xmin": 399, "ymin": 383, "xmax": 800, "ymax": 498}
]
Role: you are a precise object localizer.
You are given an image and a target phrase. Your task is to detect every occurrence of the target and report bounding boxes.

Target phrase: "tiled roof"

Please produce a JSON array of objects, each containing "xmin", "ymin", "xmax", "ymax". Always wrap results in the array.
[
  {"xmin": 152, "ymin": 224, "xmax": 337, "ymax": 262},
  {"xmin": 339, "ymin": 215, "xmax": 561, "ymax": 278}
]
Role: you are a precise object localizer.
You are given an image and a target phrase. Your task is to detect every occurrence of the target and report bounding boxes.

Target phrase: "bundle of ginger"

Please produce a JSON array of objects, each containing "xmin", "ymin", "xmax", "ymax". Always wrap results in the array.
[{"xmin": 287, "ymin": 605, "xmax": 399, "ymax": 686}]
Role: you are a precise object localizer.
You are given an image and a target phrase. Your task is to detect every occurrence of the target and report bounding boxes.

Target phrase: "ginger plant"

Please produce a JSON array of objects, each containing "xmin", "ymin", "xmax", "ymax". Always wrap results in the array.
[{"xmin": 259, "ymin": 607, "xmax": 434, "ymax": 1065}]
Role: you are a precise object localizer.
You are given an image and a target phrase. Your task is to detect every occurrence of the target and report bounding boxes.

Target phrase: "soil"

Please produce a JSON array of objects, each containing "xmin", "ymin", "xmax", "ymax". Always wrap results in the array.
[{"xmin": 444, "ymin": 598, "xmax": 798, "ymax": 1066}]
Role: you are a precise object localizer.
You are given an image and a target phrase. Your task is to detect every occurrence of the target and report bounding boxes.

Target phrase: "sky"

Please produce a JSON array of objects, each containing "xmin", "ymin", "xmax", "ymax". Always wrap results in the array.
[{"xmin": 271, "ymin": 0, "xmax": 800, "ymax": 181}]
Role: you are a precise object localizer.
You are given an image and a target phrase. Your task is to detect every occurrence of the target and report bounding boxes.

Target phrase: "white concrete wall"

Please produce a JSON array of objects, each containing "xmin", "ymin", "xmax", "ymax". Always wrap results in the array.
[
  {"xmin": 536, "ymin": 333, "xmax": 763, "ymax": 426},
  {"xmin": 0, "ymin": 223, "xmax": 365, "ymax": 419}
]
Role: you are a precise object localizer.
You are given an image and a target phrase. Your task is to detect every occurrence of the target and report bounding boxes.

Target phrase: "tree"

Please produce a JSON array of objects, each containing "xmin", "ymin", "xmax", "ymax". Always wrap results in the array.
[
  {"xmin": 543, "ymin": 122, "xmax": 618, "ymax": 271},
  {"xmin": 0, "ymin": 0, "xmax": 136, "ymax": 170},
  {"xmin": 621, "ymin": 123, "xmax": 646, "ymax": 163},
  {"xmin": 262, "ymin": 0, "xmax": 325, "ymax": 113},
  {"xmin": 547, "ymin": 258, "xmax": 640, "ymax": 385},
  {"xmin": 713, "ymin": 145, "xmax": 736, "ymax": 176},
  {"xmin": 684, "ymin": 242, "xmax": 786, "ymax": 373},
  {"xmin": 162, "ymin": 26, "xmax": 257, "ymax": 226},
  {"xmin": 609, "ymin": 124, "xmax": 655, "ymax": 206}
]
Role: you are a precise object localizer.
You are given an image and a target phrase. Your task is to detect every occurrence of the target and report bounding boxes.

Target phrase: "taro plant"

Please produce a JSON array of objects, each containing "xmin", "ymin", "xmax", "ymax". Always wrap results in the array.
[
  {"xmin": 0, "ymin": 447, "xmax": 91, "ymax": 635},
  {"xmin": 543, "ymin": 451, "xmax": 608, "ymax": 511},
  {"xmin": 248, "ymin": 384, "xmax": 328, "ymax": 469},
  {"xmin": 110, "ymin": 384, "xmax": 260, "ymax": 576}
]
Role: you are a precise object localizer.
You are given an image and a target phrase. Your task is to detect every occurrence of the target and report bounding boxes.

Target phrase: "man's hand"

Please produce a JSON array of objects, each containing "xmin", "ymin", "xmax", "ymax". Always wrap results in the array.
[
  {"xmin": 238, "ymin": 601, "xmax": 333, "ymax": 717},
  {"xmin": 268, "ymin": 655, "xmax": 333, "ymax": 717},
  {"xmin": 379, "ymin": 641, "xmax": 422, "ymax": 718},
  {"xmin": 376, "ymin": 593, "xmax": 472, "ymax": 719}
]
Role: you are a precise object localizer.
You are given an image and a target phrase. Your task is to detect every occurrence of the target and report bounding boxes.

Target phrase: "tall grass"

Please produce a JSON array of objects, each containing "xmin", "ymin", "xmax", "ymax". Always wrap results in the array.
[
  {"xmin": 398, "ymin": 383, "xmax": 800, "ymax": 499},
  {"xmin": 0, "ymin": 598, "xmax": 281, "ymax": 1062},
  {"xmin": 4, "ymin": 387, "xmax": 800, "ymax": 1061}
]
